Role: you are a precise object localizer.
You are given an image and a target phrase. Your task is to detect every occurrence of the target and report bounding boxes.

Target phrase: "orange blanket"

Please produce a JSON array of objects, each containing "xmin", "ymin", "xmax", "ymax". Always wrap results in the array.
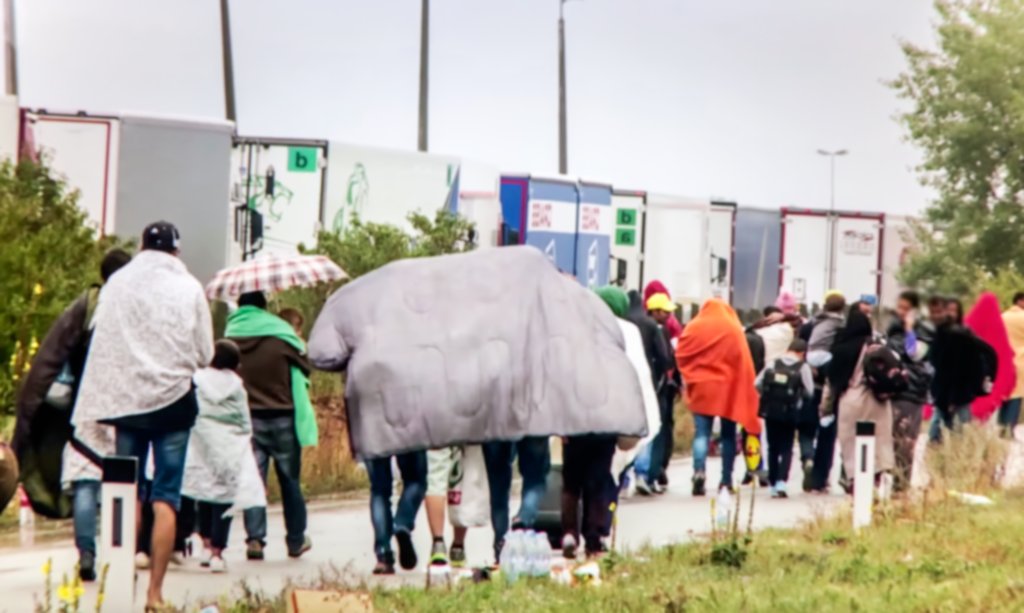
[{"xmin": 676, "ymin": 299, "xmax": 762, "ymax": 435}]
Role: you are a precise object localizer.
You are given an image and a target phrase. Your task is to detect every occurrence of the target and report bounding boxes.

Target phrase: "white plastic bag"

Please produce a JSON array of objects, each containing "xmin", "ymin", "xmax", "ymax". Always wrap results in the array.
[{"xmin": 448, "ymin": 445, "xmax": 490, "ymax": 528}]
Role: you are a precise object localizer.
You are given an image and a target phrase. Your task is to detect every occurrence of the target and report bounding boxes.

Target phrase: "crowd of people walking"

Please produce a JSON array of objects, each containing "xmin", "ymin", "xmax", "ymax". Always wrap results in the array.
[{"xmin": 11, "ymin": 220, "xmax": 1024, "ymax": 609}]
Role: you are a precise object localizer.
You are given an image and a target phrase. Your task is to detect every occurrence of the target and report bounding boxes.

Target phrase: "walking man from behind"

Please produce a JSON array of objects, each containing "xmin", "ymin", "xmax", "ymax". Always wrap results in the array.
[
  {"xmin": 226, "ymin": 291, "xmax": 314, "ymax": 561},
  {"xmin": 72, "ymin": 222, "xmax": 213, "ymax": 610}
]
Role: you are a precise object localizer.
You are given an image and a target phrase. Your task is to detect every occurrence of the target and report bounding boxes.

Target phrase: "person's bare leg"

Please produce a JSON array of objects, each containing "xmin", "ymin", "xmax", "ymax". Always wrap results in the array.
[
  {"xmin": 147, "ymin": 501, "xmax": 176, "ymax": 607},
  {"xmin": 452, "ymin": 526, "xmax": 468, "ymax": 547},
  {"xmin": 426, "ymin": 495, "xmax": 446, "ymax": 539}
]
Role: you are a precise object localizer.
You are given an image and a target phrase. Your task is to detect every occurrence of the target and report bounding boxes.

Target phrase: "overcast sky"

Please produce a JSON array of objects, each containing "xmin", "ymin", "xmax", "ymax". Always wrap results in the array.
[{"xmin": 12, "ymin": 0, "xmax": 937, "ymax": 214}]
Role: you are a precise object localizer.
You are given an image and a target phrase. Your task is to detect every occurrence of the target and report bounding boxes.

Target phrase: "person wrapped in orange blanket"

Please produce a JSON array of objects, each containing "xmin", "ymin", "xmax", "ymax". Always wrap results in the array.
[{"xmin": 676, "ymin": 298, "xmax": 762, "ymax": 496}]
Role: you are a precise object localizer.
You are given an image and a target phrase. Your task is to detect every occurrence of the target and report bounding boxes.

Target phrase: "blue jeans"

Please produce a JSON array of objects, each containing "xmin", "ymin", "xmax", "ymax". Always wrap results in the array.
[
  {"xmin": 366, "ymin": 451, "xmax": 427, "ymax": 561},
  {"xmin": 797, "ymin": 418, "xmax": 817, "ymax": 463},
  {"xmin": 929, "ymin": 404, "xmax": 972, "ymax": 443},
  {"xmin": 692, "ymin": 414, "xmax": 737, "ymax": 488},
  {"xmin": 244, "ymin": 415, "xmax": 308, "ymax": 551},
  {"xmin": 637, "ymin": 392, "xmax": 674, "ymax": 483},
  {"xmin": 999, "ymin": 398, "xmax": 1022, "ymax": 437},
  {"xmin": 115, "ymin": 427, "xmax": 190, "ymax": 510},
  {"xmin": 482, "ymin": 437, "xmax": 550, "ymax": 554},
  {"xmin": 73, "ymin": 480, "xmax": 101, "ymax": 556}
]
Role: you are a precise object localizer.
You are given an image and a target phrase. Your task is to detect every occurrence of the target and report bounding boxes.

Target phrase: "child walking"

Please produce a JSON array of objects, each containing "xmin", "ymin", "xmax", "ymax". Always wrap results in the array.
[
  {"xmin": 756, "ymin": 339, "xmax": 814, "ymax": 498},
  {"xmin": 182, "ymin": 340, "xmax": 267, "ymax": 572}
]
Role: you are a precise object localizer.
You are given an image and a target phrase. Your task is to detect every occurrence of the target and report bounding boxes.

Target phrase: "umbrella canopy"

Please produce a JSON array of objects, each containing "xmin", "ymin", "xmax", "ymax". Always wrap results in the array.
[{"xmin": 206, "ymin": 254, "xmax": 347, "ymax": 301}]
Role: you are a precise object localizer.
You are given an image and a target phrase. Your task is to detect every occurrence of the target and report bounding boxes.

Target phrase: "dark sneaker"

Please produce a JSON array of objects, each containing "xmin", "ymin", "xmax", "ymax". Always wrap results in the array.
[
  {"xmin": 373, "ymin": 557, "xmax": 396, "ymax": 575},
  {"xmin": 742, "ymin": 471, "xmax": 754, "ymax": 486},
  {"xmin": 395, "ymin": 530, "xmax": 417, "ymax": 570},
  {"xmin": 79, "ymin": 552, "xmax": 97, "ymax": 583},
  {"xmin": 288, "ymin": 536, "xmax": 312, "ymax": 559},
  {"xmin": 692, "ymin": 471, "xmax": 707, "ymax": 497},
  {"xmin": 430, "ymin": 539, "xmax": 449, "ymax": 566},
  {"xmin": 246, "ymin": 540, "xmax": 264, "ymax": 561},
  {"xmin": 657, "ymin": 473, "xmax": 669, "ymax": 488},
  {"xmin": 802, "ymin": 460, "xmax": 814, "ymax": 493}
]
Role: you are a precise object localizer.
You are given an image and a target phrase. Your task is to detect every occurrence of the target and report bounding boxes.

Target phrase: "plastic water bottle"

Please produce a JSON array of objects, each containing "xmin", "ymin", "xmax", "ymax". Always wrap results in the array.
[
  {"xmin": 716, "ymin": 487, "xmax": 733, "ymax": 529},
  {"xmin": 533, "ymin": 532, "xmax": 553, "ymax": 578},
  {"xmin": 499, "ymin": 532, "xmax": 514, "ymax": 580},
  {"xmin": 503, "ymin": 531, "xmax": 524, "ymax": 583},
  {"xmin": 526, "ymin": 532, "xmax": 542, "ymax": 577}
]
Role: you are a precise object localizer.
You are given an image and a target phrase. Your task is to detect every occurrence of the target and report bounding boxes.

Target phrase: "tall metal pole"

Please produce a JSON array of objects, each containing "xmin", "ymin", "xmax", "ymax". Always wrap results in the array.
[
  {"xmin": 418, "ymin": 0, "xmax": 429, "ymax": 152},
  {"xmin": 817, "ymin": 148, "xmax": 848, "ymax": 290},
  {"xmin": 829, "ymin": 155, "xmax": 836, "ymax": 213},
  {"xmin": 3, "ymin": 0, "xmax": 17, "ymax": 96},
  {"xmin": 219, "ymin": 0, "xmax": 237, "ymax": 122},
  {"xmin": 558, "ymin": 0, "xmax": 567, "ymax": 174}
]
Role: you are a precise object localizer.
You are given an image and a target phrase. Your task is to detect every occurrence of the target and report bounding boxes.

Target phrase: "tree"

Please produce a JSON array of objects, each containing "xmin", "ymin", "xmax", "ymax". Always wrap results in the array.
[
  {"xmin": 891, "ymin": 0, "xmax": 1024, "ymax": 296},
  {"xmin": 281, "ymin": 209, "xmax": 477, "ymax": 346},
  {"xmin": 408, "ymin": 209, "xmax": 478, "ymax": 257},
  {"xmin": 0, "ymin": 160, "xmax": 118, "ymax": 415}
]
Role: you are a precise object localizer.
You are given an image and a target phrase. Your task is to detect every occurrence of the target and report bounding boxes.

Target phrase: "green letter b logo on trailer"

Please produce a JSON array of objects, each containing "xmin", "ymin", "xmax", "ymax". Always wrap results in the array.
[
  {"xmin": 616, "ymin": 208, "xmax": 637, "ymax": 226},
  {"xmin": 288, "ymin": 147, "xmax": 318, "ymax": 173}
]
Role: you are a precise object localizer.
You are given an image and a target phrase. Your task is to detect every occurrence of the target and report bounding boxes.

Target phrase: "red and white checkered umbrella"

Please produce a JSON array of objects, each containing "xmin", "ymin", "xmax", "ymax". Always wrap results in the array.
[{"xmin": 206, "ymin": 254, "xmax": 348, "ymax": 301}]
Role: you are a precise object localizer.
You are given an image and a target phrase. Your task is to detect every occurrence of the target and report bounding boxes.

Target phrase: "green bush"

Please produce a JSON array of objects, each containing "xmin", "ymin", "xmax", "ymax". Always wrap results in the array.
[{"xmin": 0, "ymin": 160, "xmax": 121, "ymax": 416}]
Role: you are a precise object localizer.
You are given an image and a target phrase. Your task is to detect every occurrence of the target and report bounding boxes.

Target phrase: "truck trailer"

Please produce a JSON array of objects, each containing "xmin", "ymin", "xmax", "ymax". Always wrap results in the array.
[
  {"xmin": 24, "ymin": 109, "xmax": 234, "ymax": 284},
  {"xmin": 779, "ymin": 208, "xmax": 884, "ymax": 311}
]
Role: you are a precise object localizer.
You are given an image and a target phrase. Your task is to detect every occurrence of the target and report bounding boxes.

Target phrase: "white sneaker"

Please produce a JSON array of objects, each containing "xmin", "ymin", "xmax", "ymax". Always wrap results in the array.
[
  {"xmin": 200, "ymin": 548, "xmax": 214, "ymax": 568},
  {"xmin": 209, "ymin": 556, "xmax": 227, "ymax": 574},
  {"xmin": 134, "ymin": 552, "xmax": 150, "ymax": 570},
  {"xmin": 170, "ymin": 552, "xmax": 185, "ymax": 567},
  {"xmin": 561, "ymin": 534, "xmax": 578, "ymax": 560}
]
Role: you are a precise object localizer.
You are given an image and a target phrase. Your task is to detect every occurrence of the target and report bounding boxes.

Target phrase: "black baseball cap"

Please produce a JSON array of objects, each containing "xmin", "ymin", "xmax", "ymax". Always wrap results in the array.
[{"xmin": 141, "ymin": 221, "xmax": 181, "ymax": 253}]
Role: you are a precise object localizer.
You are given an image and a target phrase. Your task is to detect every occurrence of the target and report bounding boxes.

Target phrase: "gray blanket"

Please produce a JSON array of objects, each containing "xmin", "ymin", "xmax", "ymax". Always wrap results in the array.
[{"xmin": 308, "ymin": 246, "xmax": 647, "ymax": 459}]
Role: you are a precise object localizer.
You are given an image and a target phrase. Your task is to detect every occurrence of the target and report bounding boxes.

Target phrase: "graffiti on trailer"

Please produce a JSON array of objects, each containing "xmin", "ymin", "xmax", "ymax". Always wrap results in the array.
[
  {"xmin": 332, "ymin": 163, "xmax": 370, "ymax": 235},
  {"xmin": 243, "ymin": 175, "xmax": 296, "ymax": 224}
]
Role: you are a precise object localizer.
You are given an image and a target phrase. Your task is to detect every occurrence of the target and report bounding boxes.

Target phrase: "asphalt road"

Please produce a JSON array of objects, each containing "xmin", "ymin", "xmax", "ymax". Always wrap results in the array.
[{"xmin": 0, "ymin": 456, "xmax": 845, "ymax": 612}]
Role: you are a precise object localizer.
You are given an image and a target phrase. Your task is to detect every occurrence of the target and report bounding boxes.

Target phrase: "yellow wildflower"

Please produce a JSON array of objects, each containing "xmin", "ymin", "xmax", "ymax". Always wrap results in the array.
[
  {"xmin": 33, "ymin": 283, "xmax": 43, "ymax": 296},
  {"xmin": 57, "ymin": 582, "xmax": 72, "ymax": 603},
  {"xmin": 41, "ymin": 560, "xmax": 51, "ymax": 576}
]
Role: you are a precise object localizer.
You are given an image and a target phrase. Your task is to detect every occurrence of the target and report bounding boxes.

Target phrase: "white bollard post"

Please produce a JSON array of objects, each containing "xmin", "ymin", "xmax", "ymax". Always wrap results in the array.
[
  {"xmin": 100, "ymin": 456, "xmax": 138, "ymax": 611},
  {"xmin": 853, "ymin": 421, "xmax": 875, "ymax": 531}
]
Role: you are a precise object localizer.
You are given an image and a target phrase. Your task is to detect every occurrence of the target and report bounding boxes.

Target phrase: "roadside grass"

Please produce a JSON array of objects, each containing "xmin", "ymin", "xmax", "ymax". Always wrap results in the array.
[
  {"xmin": 374, "ymin": 493, "xmax": 1024, "ymax": 612},
  {"xmin": 213, "ymin": 424, "xmax": 1024, "ymax": 613}
]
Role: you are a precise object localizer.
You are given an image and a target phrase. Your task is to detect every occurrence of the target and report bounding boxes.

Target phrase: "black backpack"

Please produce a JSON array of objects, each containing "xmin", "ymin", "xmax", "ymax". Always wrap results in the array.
[
  {"xmin": 862, "ymin": 345, "xmax": 908, "ymax": 401},
  {"xmin": 759, "ymin": 359, "xmax": 805, "ymax": 422}
]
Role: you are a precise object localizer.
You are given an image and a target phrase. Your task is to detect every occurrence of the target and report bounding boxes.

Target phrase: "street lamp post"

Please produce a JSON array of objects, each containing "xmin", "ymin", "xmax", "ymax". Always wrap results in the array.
[
  {"xmin": 817, "ymin": 148, "xmax": 848, "ymax": 213},
  {"xmin": 817, "ymin": 149, "xmax": 848, "ymax": 290},
  {"xmin": 558, "ymin": 0, "xmax": 582, "ymax": 175},
  {"xmin": 558, "ymin": 0, "xmax": 568, "ymax": 175},
  {"xmin": 3, "ymin": 0, "xmax": 17, "ymax": 96},
  {"xmin": 418, "ymin": 0, "xmax": 429, "ymax": 152}
]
